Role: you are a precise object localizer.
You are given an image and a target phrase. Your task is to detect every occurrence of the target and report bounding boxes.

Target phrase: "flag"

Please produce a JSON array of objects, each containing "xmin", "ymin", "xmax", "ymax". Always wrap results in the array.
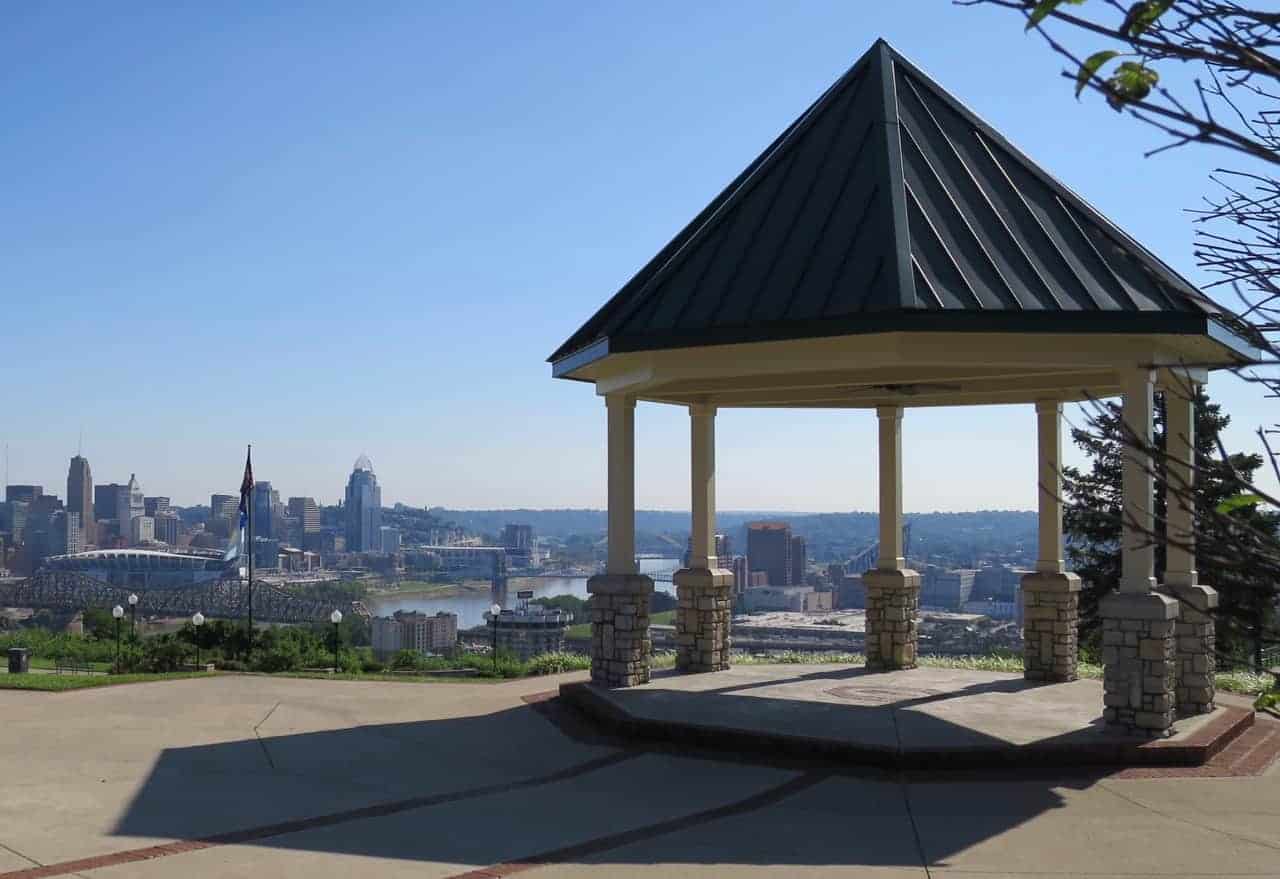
[
  {"xmin": 223, "ymin": 447, "xmax": 254, "ymax": 562},
  {"xmin": 238, "ymin": 445, "xmax": 254, "ymax": 531}
]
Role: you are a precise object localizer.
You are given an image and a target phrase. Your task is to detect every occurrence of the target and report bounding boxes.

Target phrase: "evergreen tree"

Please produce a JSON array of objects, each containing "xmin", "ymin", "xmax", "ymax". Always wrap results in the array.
[{"xmin": 1062, "ymin": 389, "xmax": 1277, "ymax": 667}]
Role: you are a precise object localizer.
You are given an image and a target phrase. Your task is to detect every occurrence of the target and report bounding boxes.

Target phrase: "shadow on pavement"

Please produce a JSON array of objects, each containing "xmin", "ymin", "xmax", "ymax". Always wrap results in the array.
[{"xmin": 106, "ymin": 690, "xmax": 1094, "ymax": 870}]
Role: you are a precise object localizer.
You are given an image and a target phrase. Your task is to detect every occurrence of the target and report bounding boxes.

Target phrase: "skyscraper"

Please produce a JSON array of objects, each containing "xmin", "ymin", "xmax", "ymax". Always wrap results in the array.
[
  {"xmin": 5, "ymin": 485, "xmax": 42, "ymax": 505},
  {"xmin": 143, "ymin": 496, "xmax": 170, "ymax": 517},
  {"xmin": 118, "ymin": 474, "xmax": 144, "ymax": 544},
  {"xmin": 345, "ymin": 455, "xmax": 382, "ymax": 553},
  {"xmin": 790, "ymin": 535, "xmax": 807, "ymax": 586},
  {"xmin": 95, "ymin": 484, "xmax": 126, "ymax": 522},
  {"xmin": 746, "ymin": 522, "xmax": 792, "ymax": 586},
  {"xmin": 253, "ymin": 482, "xmax": 276, "ymax": 539},
  {"xmin": 66, "ymin": 456, "xmax": 94, "ymax": 545},
  {"xmin": 287, "ymin": 497, "xmax": 320, "ymax": 533}
]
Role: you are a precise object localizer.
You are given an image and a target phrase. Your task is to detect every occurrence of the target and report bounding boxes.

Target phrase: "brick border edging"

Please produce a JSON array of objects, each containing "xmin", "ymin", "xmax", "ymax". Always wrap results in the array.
[
  {"xmin": 0, "ymin": 751, "xmax": 641, "ymax": 879},
  {"xmin": 558, "ymin": 682, "xmax": 1254, "ymax": 771}
]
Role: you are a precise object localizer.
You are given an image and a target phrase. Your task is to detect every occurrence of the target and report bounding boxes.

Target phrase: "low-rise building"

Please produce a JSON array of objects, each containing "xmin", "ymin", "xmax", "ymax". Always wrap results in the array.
[
  {"xmin": 741, "ymin": 585, "xmax": 832, "ymax": 613},
  {"xmin": 920, "ymin": 567, "xmax": 978, "ymax": 611},
  {"xmin": 371, "ymin": 611, "xmax": 459, "ymax": 658}
]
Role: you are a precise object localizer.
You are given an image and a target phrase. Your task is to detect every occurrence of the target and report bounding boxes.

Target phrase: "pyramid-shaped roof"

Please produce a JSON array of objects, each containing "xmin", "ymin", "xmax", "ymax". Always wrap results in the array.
[{"xmin": 551, "ymin": 39, "xmax": 1255, "ymax": 372}]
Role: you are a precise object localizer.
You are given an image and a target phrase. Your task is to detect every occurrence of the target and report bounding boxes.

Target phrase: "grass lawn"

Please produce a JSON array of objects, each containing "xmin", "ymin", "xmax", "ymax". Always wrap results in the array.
[
  {"xmin": 0, "ymin": 672, "xmax": 216, "ymax": 692},
  {"xmin": 567, "ymin": 609, "xmax": 674, "ymax": 640}
]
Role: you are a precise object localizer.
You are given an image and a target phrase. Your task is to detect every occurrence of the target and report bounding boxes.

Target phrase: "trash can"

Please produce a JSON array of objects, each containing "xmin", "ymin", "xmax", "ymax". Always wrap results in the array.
[{"xmin": 7, "ymin": 648, "xmax": 31, "ymax": 674}]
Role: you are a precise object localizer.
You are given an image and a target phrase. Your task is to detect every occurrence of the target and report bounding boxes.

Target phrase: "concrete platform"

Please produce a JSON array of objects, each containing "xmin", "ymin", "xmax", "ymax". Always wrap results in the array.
[{"xmin": 561, "ymin": 664, "xmax": 1253, "ymax": 770}]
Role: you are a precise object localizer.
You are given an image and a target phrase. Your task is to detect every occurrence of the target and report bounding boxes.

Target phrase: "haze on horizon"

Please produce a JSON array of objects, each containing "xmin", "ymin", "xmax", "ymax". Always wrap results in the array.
[{"xmin": 4, "ymin": 2, "xmax": 1275, "ymax": 512}]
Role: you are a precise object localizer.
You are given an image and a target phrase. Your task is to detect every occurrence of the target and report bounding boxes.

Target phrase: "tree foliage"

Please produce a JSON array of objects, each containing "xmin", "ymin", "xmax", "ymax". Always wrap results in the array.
[{"xmin": 1064, "ymin": 389, "xmax": 1278, "ymax": 665}]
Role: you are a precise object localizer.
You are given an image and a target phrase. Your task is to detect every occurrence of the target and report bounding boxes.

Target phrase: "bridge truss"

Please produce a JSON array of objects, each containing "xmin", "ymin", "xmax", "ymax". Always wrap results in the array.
[{"xmin": 0, "ymin": 571, "xmax": 360, "ymax": 625}]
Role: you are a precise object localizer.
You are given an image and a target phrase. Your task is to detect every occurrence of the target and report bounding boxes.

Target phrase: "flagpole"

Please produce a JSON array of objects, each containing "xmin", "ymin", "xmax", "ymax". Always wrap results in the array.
[{"xmin": 246, "ymin": 446, "xmax": 254, "ymax": 656}]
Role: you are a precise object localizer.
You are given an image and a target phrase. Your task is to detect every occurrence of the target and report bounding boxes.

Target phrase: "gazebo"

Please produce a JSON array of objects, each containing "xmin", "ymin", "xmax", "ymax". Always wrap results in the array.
[{"xmin": 549, "ymin": 39, "xmax": 1259, "ymax": 736}]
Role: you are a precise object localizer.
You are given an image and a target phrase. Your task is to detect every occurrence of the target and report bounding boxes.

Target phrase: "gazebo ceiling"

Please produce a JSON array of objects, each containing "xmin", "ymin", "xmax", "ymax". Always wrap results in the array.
[{"xmin": 551, "ymin": 39, "xmax": 1260, "ymax": 408}]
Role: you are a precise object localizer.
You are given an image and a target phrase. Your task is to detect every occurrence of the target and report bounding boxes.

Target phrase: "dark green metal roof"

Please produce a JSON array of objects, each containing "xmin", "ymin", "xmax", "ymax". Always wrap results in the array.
[{"xmin": 551, "ymin": 39, "xmax": 1257, "ymax": 370}]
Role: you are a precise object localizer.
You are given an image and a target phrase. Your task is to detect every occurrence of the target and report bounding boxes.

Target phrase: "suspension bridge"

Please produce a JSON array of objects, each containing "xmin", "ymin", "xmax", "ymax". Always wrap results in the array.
[{"xmin": 0, "ymin": 570, "xmax": 364, "ymax": 624}]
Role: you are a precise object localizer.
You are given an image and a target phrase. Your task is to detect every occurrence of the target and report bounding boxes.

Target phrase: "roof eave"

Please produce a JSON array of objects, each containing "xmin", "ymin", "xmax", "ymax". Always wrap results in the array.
[
  {"xmin": 1206, "ymin": 317, "xmax": 1267, "ymax": 366},
  {"xmin": 551, "ymin": 337, "xmax": 610, "ymax": 379},
  {"xmin": 596, "ymin": 310, "xmax": 1227, "ymax": 356}
]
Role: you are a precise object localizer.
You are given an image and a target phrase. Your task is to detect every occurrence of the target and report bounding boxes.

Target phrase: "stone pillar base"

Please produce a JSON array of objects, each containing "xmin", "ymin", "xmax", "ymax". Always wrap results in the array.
[
  {"xmin": 587, "ymin": 573, "xmax": 654, "ymax": 688},
  {"xmin": 1100, "ymin": 591, "xmax": 1179, "ymax": 737},
  {"xmin": 1021, "ymin": 571, "xmax": 1081, "ymax": 682},
  {"xmin": 863, "ymin": 568, "xmax": 920, "ymax": 671},
  {"xmin": 1162, "ymin": 583, "xmax": 1218, "ymax": 716},
  {"xmin": 674, "ymin": 567, "xmax": 733, "ymax": 673}
]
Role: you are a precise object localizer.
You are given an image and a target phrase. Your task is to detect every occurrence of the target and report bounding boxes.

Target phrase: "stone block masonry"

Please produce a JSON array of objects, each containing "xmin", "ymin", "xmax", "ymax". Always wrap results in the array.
[
  {"xmin": 863, "ymin": 568, "xmax": 920, "ymax": 671},
  {"xmin": 1100, "ymin": 591, "xmax": 1179, "ymax": 736},
  {"xmin": 1020, "ymin": 571, "xmax": 1081, "ymax": 682},
  {"xmin": 586, "ymin": 573, "xmax": 654, "ymax": 688},
  {"xmin": 1162, "ymin": 583, "xmax": 1218, "ymax": 716},
  {"xmin": 673, "ymin": 567, "xmax": 733, "ymax": 673}
]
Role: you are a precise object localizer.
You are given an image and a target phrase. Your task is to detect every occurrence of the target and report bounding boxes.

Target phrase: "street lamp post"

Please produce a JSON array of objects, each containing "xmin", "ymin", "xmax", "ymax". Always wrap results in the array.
[
  {"xmin": 127, "ymin": 593, "xmax": 138, "ymax": 639},
  {"xmin": 112, "ymin": 605, "xmax": 124, "ymax": 671},
  {"xmin": 192, "ymin": 612, "xmax": 205, "ymax": 670},
  {"xmin": 330, "ymin": 609, "xmax": 343, "ymax": 674},
  {"xmin": 489, "ymin": 603, "xmax": 501, "ymax": 674}
]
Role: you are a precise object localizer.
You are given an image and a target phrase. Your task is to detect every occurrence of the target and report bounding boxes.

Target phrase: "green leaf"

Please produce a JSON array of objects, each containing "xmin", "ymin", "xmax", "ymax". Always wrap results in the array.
[
  {"xmin": 1106, "ymin": 61, "xmax": 1159, "ymax": 104},
  {"xmin": 1075, "ymin": 50, "xmax": 1119, "ymax": 97},
  {"xmin": 1121, "ymin": 0, "xmax": 1173, "ymax": 37},
  {"xmin": 1025, "ymin": 0, "xmax": 1087, "ymax": 30},
  {"xmin": 1216, "ymin": 493, "xmax": 1264, "ymax": 514}
]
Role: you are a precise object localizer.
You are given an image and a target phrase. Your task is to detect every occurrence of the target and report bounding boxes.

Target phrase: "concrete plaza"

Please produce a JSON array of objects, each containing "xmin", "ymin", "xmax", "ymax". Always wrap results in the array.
[{"xmin": 0, "ymin": 671, "xmax": 1277, "ymax": 878}]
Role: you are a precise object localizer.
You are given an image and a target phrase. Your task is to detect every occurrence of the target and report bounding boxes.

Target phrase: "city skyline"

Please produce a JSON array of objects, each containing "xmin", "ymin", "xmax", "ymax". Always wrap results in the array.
[{"xmin": 4, "ymin": 2, "xmax": 1276, "ymax": 511}]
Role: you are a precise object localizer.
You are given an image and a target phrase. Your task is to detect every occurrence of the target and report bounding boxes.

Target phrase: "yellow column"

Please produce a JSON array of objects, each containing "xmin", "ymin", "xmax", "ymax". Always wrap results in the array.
[
  {"xmin": 1164, "ymin": 381, "xmax": 1197, "ymax": 588},
  {"xmin": 877, "ymin": 405, "xmax": 904, "ymax": 570},
  {"xmin": 1035, "ymin": 401, "xmax": 1065, "ymax": 574},
  {"xmin": 689, "ymin": 403, "xmax": 717, "ymax": 570},
  {"xmin": 605, "ymin": 394, "xmax": 637, "ymax": 576},
  {"xmin": 1120, "ymin": 369, "xmax": 1157, "ymax": 594}
]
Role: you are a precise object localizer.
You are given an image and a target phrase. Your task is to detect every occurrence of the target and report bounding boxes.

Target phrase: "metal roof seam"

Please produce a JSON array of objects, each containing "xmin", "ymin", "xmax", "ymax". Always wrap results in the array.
[
  {"xmin": 971, "ymin": 131, "xmax": 1098, "ymax": 311},
  {"xmin": 899, "ymin": 73, "xmax": 1037, "ymax": 310},
  {"xmin": 615, "ymin": 62, "xmax": 872, "ymax": 339},
  {"xmin": 1052, "ymin": 194, "xmax": 1147, "ymax": 312},
  {"xmin": 903, "ymin": 180, "xmax": 986, "ymax": 310},
  {"xmin": 779, "ymin": 122, "xmax": 878, "ymax": 321},
  {"xmin": 742, "ymin": 69, "xmax": 872, "ymax": 323},
  {"xmin": 899, "ymin": 119, "xmax": 1022, "ymax": 310},
  {"xmin": 817, "ymin": 184, "xmax": 884, "ymax": 317},
  {"xmin": 702, "ymin": 147, "xmax": 805, "ymax": 328}
]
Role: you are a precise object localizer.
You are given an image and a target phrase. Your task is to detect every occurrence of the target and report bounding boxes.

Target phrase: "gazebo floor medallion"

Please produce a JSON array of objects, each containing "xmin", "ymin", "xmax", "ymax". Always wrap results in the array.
[
  {"xmin": 587, "ymin": 573, "xmax": 654, "ymax": 688},
  {"xmin": 1021, "ymin": 571, "xmax": 1081, "ymax": 682},
  {"xmin": 1100, "ymin": 591, "xmax": 1180, "ymax": 737},
  {"xmin": 1162, "ymin": 583, "xmax": 1219, "ymax": 716},
  {"xmin": 863, "ymin": 567, "xmax": 921, "ymax": 671},
  {"xmin": 674, "ymin": 566, "xmax": 733, "ymax": 673}
]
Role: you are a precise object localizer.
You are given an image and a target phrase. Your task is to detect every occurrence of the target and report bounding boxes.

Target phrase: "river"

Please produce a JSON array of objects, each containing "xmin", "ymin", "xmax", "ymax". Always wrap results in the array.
[{"xmin": 365, "ymin": 557, "xmax": 680, "ymax": 629}]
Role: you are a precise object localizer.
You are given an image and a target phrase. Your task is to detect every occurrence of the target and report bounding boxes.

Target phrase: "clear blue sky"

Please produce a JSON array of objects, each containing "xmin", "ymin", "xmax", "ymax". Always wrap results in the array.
[{"xmin": 3, "ymin": 1, "xmax": 1273, "ymax": 511}]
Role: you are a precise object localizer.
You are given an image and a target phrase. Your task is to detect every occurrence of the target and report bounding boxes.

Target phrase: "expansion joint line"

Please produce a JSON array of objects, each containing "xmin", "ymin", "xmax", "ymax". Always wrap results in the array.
[
  {"xmin": 1097, "ymin": 780, "xmax": 1280, "ymax": 855},
  {"xmin": 888, "ymin": 706, "xmax": 933, "ymax": 879},
  {"xmin": 0, "ymin": 843, "xmax": 41, "ymax": 869},
  {"xmin": 252, "ymin": 701, "xmax": 281, "ymax": 770},
  {"xmin": 0, "ymin": 751, "xmax": 641, "ymax": 879},
  {"xmin": 446, "ymin": 769, "xmax": 831, "ymax": 879}
]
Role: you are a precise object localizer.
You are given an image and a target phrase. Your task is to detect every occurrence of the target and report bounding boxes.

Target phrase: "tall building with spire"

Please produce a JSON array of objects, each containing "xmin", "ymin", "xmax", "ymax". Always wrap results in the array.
[
  {"xmin": 345, "ymin": 455, "xmax": 382, "ymax": 553},
  {"xmin": 66, "ymin": 455, "xmax": 94, "ymax": 545},
  {"xmin": 118, "ymin": 474, "xmax": 144, "ymax": 545}
]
